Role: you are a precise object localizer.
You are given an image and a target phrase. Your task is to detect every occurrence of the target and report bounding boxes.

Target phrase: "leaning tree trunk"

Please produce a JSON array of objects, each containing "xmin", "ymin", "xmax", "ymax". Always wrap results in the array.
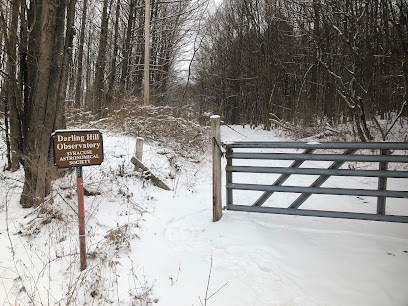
[{"xmin": 354, "ymin": 98, "xmax": 372, "ymax": 142}]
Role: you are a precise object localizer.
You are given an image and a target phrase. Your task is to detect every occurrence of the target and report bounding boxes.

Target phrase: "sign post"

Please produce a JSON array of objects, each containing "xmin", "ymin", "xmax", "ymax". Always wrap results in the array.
[
  {"xmin": 52, "ymin": 129, "xmax": 104, "ymax": 271},
  {"xmin": 76, "ymin": 166, "xmax": 86, "ymax": 270}
]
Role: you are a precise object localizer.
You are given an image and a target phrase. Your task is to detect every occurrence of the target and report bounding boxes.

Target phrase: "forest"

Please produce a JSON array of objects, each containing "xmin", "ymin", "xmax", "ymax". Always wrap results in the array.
[
  {"xmin": 0, "ymin": 0, "xmax": 407, "ymax": 208},
  {"xmin": 193, "ymin": 0, "xmax": 408, "ymax": 138}
]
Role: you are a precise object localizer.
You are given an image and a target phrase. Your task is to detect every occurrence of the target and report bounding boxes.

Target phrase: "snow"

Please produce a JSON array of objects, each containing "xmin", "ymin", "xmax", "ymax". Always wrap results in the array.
[
  {"xmin": 1, "ymin": 125, "xmax": 408, "ymax": 305},
  {"xmin": 52, "ymin": 128, "xmax": 102, "ymax": 134}
]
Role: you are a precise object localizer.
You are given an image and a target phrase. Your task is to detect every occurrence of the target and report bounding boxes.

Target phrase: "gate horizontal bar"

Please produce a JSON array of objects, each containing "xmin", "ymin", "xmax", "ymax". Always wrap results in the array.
[
  {"xmin": 226, "ymin": 152, "xmax": 408, "ymax": 163},
  {"xmin": 224, "ymin": 142, "xmax": 408, "ymax": 150},
  {"xmin": 226, "ymin": 183, "xmax": 408, "ymax": 198},
  {"xmin": 226, "ymin": 204, "xmax": 408, "ymax": 223},
  {"xmin": 226, "ymin": 166, "xmax": 408, "ymax": 178}
]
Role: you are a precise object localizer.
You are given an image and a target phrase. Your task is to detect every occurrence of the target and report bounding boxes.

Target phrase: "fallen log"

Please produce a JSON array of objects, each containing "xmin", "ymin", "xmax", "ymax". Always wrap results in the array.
[{"xmin": 131, "ymin": 157, "xmax": 171, "ymax": 191}]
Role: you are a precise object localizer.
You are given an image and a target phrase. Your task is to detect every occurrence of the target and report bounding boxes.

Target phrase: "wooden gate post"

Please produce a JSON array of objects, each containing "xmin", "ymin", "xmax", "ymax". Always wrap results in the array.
[
  {"xmin": 211, "ymin": 115, "xmax": 222, "ymax": 222},
  {"xmin": 377, "ymin": 149, "xmax": 389, "ymax": 214}
]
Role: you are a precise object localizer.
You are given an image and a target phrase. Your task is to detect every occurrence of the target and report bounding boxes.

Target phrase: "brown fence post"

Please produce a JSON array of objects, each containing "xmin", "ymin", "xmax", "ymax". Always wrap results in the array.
[{"xmin": 211, "ymin": 115, "xmax": 222, "ymax": 222}]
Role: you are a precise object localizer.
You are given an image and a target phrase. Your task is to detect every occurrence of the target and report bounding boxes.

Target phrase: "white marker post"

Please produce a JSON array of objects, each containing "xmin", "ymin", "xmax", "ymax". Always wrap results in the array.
[{"xmin": 136, "ymin": 137, "xmax": 144, "ymax": 161}]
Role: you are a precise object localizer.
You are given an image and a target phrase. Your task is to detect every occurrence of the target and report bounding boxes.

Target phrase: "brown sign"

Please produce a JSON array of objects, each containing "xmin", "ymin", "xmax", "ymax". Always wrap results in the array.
[{"xmin": 52, "ymin": 130, "xmax": 104, "ymax": 168}]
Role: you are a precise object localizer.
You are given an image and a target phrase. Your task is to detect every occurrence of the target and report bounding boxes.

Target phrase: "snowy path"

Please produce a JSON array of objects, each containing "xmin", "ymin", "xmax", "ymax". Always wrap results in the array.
[
  {"xmin": 127, "ymin": 126, "xmax": 408, "ymax": 305},
  {"xmin": 131, "ymin": 183, "xmax": 408, "ymax": 305},
  {"xmin": 1, "ymin": 126, "xmax": 407, "ymax": 305}
]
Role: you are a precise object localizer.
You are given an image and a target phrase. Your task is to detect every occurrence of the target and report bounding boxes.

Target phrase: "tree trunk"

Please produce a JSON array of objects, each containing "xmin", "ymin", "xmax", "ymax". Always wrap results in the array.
[
  {"xmin": 120, "ymin": 0, "xmax": 135, "ymax": 93},
  {"xmin": 107, "ymin": 0, "xmax": 121, "ymax": 105},
  {"xmin": 75, "ymin": 0, "xmax": 88, "ymax": 107},
  {"xmin": 20, "ymin": 0, "xmax": 62, "ymax": 208},
  {"xmin": 310, "ymin": 0, "xmax": 321, "ymax": 123},
  {"xmin": 1, "ymin": 88, "xmax": 12, "ymax": 171},
  {"xmin": 20, "ymin": 0, "xmax": 29, "ymax": 144},
  {"xmin": 6, "ymin": 0, "xmax": 21, "ymax": 171},
  {"xmin": 56, "ymin": 0, "xmax": 76, "ymax": 129},
  {"xmin": 94, "ymin": 0, "xmax": 109, "ymax": 116}
]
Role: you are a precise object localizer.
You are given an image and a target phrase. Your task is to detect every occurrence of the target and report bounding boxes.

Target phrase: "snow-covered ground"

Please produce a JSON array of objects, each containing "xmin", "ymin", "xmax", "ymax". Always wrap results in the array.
[{"xmin": 1, "ymin": 125, "xmax": 407, "ymax": 305}]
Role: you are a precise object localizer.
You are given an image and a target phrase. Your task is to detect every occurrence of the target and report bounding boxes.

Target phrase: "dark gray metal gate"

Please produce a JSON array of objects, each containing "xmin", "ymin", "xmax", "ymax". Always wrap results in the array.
[{"xmin": 224, "ymin": 142, "xmax": 408, "ymax": 223}]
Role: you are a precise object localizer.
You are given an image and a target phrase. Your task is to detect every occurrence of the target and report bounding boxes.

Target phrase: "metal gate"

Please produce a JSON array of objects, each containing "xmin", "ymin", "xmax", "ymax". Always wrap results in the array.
[{"xmin": 224, "ymin": 142, "xmax": 408, "ymax": 223}]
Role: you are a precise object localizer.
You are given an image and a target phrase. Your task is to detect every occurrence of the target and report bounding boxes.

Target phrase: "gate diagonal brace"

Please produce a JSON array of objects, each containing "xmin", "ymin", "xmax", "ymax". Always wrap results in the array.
[
  {"xmin": 253, "ymin": 148, "xmax": 315, "ymax": 207},
  {"xmin": 288, "ymin": 148, "xmax": 357, "ymax": 209}
]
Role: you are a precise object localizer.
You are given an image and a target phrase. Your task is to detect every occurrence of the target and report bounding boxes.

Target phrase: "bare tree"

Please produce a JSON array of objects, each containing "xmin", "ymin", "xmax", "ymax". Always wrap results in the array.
[
  {"xmin": 107, "ymin": 0, "xmax": 121, "ymax": 104},
  {"xmin": 1, "ymin": 0, "xmax": 20, "ymax": 170},
  {"xmin": 0, "ymin": 0, "xmax": 76, "ymax": 207},
  {"xmin": 192, "ymin": 0, "xmax": 407, "ymax": 139},
  {"xmin": 94, "ymin": 0, "xmax": 110, "ymax": 116},
  {"xmin": 75, "ymin": 0, "xmax": 89, "ymax": 107}
]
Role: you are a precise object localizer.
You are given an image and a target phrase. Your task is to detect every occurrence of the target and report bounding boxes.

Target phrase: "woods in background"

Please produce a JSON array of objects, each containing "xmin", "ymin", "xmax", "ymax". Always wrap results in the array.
[
  {"xmin": 0, "ymin": 0, "xmax": 203, "ymax": 207},
  {"xmin": 192, "ymin": 0, "xmax": 408, "ymax": 140},
  {"xmin": 1, "ymin": 0, "xmax": 407, "ymax": 207}
]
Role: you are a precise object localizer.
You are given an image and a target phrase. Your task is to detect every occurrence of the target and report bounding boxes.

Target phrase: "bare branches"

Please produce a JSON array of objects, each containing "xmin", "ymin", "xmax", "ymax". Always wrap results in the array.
[
  {"xmin": 4, "ymin": 191, "xmax": 15, "ymax": 257},
  {"xmin": 191, "ymin": 0, "xmax": 407, "ymax": 139},
  {"xmin": 372, "ymin": 100, "xmax": 408, "ymax": 141}
]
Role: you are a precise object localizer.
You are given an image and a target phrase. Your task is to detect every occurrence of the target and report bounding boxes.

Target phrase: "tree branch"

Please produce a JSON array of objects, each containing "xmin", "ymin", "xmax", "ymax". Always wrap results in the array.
[{"xmin": 384, "ymin": 100, "xmax": 407, "ymax": 140}]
